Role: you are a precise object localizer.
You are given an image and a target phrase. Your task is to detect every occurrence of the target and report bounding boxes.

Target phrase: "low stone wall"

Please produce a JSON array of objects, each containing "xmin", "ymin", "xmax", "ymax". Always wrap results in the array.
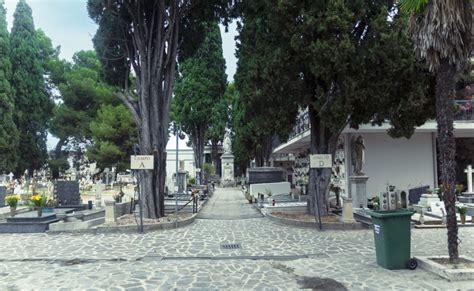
[
  {"xmin": 265, "ymin": 205, "xmax": 307, "ymax": 213},
  {"xmin": 105, "ymin": 201, "xmax": 132, "ymax": 223}
]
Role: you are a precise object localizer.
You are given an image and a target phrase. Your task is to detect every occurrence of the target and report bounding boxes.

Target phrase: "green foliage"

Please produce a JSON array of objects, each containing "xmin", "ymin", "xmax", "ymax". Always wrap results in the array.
[
  {"xmin": 10, "ymin": 0, "xmax": 53, "ymax": 175},
  {"xmin": 188, "ymin": 177, "xmax": 196, "ymax": 186},
  {"xmin": 47, "ymin": 156, "xmax": 69, "ymax": 177},
  {"xmin": 203, "ymin": 163, "xmax": 215, "ymax": 175},
  {"xmin": 400, "ymin": 0, "xmax": 429, "ymax": 13},
  {"xmin": 173, "ymin": 21, "xmax": 227, "ymax": 170},
  {"xmin": 0, "ymin": 0, "xmax": 18, "ymax": 172},
  {"xmin": 50, "ymin": 50, "xmax": 116, "ymax": 143},
  {"xmin": 87, "ymin": 104, "xmax": 137, "ymax": 171},
  {"xmin": 235, "ymin": 0, "xmax": 433, "ymax": 215}
]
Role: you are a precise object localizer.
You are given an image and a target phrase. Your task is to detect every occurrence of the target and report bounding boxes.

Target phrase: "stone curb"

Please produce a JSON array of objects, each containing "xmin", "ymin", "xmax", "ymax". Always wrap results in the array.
[
  {"xmin": 416, "ymin": 256, "xmax": 474, "ymax": 281},
  {"xmin": 262, "ymin": 209, "xmax": 367, "ymax": 230}
]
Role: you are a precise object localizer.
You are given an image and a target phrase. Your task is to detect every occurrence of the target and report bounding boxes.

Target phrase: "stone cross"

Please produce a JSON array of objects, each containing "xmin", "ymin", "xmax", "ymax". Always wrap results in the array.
[
  {"xmin": 8, "ymin": 172, "xmax": 14, "ymax": 182},
  {"xmin": 465, "ymin": 165, "xmax": 473, "ymax": 193}
]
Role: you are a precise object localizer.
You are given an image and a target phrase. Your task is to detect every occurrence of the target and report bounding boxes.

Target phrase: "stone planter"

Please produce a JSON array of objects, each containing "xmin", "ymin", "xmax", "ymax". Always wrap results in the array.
[{"xmin": 460, "ymin": 213, "xmax": 466, "ymax": 224}]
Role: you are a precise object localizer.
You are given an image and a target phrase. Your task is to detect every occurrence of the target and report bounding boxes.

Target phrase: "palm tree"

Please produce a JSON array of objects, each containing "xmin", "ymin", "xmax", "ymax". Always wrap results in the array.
[{"xmin": 400, "ymin": 0, "xmax": 471, "ymax": 263}]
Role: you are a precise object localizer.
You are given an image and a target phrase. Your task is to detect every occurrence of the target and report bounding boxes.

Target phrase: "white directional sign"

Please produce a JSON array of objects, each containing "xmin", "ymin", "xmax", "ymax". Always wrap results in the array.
[
  {"xmin": 130, "ymin": 155, "xmax": 154, "ymax": 170},
  {"xmin": 310, "ymin": 154, "xmax": 332, "ymax": 168}
]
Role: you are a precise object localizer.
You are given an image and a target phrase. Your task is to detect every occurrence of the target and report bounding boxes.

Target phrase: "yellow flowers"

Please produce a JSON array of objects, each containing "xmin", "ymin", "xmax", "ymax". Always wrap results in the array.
[
  {"xmin": 5, "ymin": 195, "xmax": 20, "ymax": 207},
  {"xmin": 29, "ymin": 194, "xmax": 47, "ymax": 207}
]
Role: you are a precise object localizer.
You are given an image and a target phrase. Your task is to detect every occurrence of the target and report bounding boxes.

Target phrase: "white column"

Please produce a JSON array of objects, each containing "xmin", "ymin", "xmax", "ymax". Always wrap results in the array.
[{"xmin": 466, "ymin": 165, "xmax": 473, "ymax": 193}]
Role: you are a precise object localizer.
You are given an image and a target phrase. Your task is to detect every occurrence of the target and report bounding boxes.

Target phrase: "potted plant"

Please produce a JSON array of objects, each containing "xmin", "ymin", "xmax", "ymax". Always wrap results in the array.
[
  {"xmin": 456, "ymin": 203, "xmax": 468, "ymax": 224},
  {"xmin": 5, "ymin": 195, "xmax": 20, "ymax": 217},
  {"xmin": 30, "ymin": 194, "xmax": 48, "ymax": 217}
]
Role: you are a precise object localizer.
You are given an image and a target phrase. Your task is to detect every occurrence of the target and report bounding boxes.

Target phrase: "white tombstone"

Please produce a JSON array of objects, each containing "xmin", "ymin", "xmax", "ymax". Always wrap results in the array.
[
  {"xmin": 428, "ymin": 201, "xmax": 446, "ymax": 217},
  {"xmin": 95, "ymin": 182, "xmax": 104, "ymax": 208},
  {"xmin": 8, "ymin": 172, "xmax": 14, "ymax": 182},
  {"xmin": 464, "ymin": 165, "xmax": 473, "ymax": 193}
]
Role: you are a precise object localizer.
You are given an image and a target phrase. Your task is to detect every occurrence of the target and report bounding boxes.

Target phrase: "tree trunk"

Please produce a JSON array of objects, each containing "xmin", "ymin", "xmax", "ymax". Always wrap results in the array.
[
  {"xmin": 306, "ymin": 106, "xmax": 332, "ymax": 216},
  {"xmin": 192, "ymin": 125, "xmax": 205, "ymax": 185},
  {"xmin": 436, "ymin": 58, "xmax": 459, "ymax": 263},
  {"xmin": 52, "ymin": 138, "xmax": 66, "ymax": 179}
]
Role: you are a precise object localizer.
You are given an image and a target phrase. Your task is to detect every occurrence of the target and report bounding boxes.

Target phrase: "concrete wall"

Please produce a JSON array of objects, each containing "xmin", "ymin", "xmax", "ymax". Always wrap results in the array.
[
  {"xmin": 360, "ymin": 132, "xmax": 435, "ymax": 198},
  {"xmin": 249, "ymin": 182, "xmax": 291, "ymax": 197}
]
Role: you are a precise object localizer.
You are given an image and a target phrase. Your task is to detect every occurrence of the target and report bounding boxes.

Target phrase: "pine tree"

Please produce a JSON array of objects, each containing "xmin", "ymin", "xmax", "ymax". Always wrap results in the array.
[
  {"xmin": 10, "ymin": 0, "xmax": 52, "ymax": 176},
  {"xmin": 0, "ymin": 0, "xmax": 18, "ymax": 173}
]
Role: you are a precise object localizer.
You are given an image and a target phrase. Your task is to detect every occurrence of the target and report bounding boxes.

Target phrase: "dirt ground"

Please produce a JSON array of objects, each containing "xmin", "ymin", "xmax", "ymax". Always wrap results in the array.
[
  {"xmin": 114, "ymin": 213, "xmax": 193, "ymax": 225},
  {"xmin": 431, "ymin": 257, "xmax": 474, "ymax": 269},
  {"xmin": 271, "ymin": 212, "xmax": 340, "ymax": 222}
]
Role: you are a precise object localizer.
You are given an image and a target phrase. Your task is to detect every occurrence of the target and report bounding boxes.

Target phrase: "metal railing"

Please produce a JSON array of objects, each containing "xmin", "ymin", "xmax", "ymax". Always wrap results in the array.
[
  {"xmin": 164, "ymin": 194, "xmax": 198, "ymax": 214},
  {"xmin": 284, "ymin": 101, "xmax": 474, "ymax": 143}
]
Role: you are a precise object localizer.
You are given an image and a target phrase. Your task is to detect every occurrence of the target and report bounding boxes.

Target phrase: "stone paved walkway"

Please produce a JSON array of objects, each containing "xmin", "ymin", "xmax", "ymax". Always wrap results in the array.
[
  {"xmin": 197, "ymin": 187, "xmax": 262, "ymax": 219},
  {"xmin": 0, "ymin": 188, "xmax": 473, "ymax": 290}
]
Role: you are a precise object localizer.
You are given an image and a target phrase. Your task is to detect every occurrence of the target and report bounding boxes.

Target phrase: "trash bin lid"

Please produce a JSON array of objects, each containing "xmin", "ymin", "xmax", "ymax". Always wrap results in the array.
[{"xmin": 368, "ymin": 209, "xmax": 416, "ymax": 218}]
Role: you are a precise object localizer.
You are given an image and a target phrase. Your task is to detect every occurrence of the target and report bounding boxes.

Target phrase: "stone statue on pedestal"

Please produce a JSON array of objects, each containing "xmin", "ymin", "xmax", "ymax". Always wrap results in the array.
[
  {"xmin": 351, "ymin": 135, "xmax": 365, "ymax": 175},
  {"xmin": 223, "ymin": 131, "xmax": 232, "ymax": 154}
]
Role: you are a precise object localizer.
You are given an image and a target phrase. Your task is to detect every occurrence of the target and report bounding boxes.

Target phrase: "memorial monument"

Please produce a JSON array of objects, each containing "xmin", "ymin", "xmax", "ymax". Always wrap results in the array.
[
  {"xmin": 459, "ymin": 165, "xmax": 474, "ymax": 203},
  {"xmin": 221, "ymin": 131, "xmax": 235, "ymax": 187},
  {"xmin": 349, "ymin": 135, "xmax": 369, "ymax": 209}
]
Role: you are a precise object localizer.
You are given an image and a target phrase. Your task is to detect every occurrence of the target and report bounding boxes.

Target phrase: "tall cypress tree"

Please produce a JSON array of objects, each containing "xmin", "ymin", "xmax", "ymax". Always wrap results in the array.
[
  {"xmin": 172, "ymin": 22, "xmax": 228, "ymax": 182},
  {"xmin": 0, "ymin": 0, "xmax": 18, "ymax": 173},
  {"xmin": 10, "ymin": 0, "xmax": 52, "ymax": 176}
]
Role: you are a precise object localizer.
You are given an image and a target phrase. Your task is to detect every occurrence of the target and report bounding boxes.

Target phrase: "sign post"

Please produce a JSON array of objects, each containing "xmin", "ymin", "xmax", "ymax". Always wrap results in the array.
[
  {"xmin": 310, "ymin": 154, "xmax": 332, "ymax": 230},
  {"xmin": 131, "ymin": 155, "xmax": 154, "ymax": 233}
]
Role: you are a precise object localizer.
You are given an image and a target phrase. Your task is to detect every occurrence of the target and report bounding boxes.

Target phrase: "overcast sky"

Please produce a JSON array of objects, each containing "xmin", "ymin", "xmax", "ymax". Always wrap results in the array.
[
  {"xmin": 3, "ymin": 0, "xmax": 238, "ymax": 149},
  {"xmin": 4, "ymin": 0, "xmax": 238, "ymax": 80}
]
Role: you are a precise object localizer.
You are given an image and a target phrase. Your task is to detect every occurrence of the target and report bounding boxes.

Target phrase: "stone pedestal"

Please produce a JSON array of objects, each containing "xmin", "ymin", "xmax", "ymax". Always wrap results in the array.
[
  {"xmin": 177, "ymin": 171, "xmax": 187, "ymax": 193},
  {"xmin": 221, "ymin": 153, "xmax": 235, "ymax": 187},
  {"xmin": 95, "ymin": 183, "xmax": 104, "ymax": 209},
  {"xmin": 349, "ymin": 175, "xmax": 369, "ymax": 209},
  {"xmin": 105, "ymin": 201, "xmax": 116, "ymax": 223},
  {"xmin": 341, "ymin": 198, "xmax": 354, "ymax": 222}
]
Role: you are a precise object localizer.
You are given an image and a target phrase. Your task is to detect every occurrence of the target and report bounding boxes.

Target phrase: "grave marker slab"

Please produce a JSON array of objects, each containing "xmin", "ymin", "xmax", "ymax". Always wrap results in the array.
[
  {"xmin": 54, "ymin": 181, "xmax": 80, "ymax": 206},
  {"xmin": 0, "ymin": 186, "xmax": 6, "ymax": 207}
]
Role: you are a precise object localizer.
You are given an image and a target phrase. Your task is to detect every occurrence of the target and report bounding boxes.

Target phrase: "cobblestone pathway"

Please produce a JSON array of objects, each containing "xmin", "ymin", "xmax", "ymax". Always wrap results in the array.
[{"xmin": 0, "ymin": 188, "xmax": 473, "ymax": 290}]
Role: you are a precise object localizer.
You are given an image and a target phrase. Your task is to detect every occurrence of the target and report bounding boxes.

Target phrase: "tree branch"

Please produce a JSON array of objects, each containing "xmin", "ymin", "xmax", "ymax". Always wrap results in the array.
[{"xmin": 115, "ymin": 90, "xmax": 141, "ymax": 128}]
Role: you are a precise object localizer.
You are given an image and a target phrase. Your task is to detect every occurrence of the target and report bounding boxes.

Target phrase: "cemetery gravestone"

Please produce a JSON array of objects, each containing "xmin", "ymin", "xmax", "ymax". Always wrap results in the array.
[
  {"xmin": 408, "ymin": 186, "xmax": 429, "ymax": 205},
  {"xmin": 0, "ymin": 186, "xmax": 6, "ymax": 207},
  {"xmin": 54, "ymin": 181, "xmax": 80, "ymax": 206},
  {"xmin": 246, "ymin": 167, "xmax": 285, "ymax": 185}
]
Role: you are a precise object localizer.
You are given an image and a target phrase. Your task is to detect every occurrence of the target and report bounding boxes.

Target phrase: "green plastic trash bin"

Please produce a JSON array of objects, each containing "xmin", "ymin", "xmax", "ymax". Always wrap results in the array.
[{"xmin": 368, "ymin": 209, "xmax": 416, "ymax": 270}]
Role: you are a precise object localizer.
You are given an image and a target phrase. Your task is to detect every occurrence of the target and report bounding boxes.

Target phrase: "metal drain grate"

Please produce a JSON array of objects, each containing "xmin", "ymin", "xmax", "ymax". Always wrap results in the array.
[{"xmin": 221, "ymin": 243, "xmax": 241, "ymax": 250}]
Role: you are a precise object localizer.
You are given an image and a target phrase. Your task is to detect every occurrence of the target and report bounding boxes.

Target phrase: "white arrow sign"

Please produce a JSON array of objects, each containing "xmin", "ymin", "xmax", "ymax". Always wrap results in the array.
[
  {"xmin": 131, "ymin": 155, "xmax": 154, "ymax": 170},
  {"xmin": 310, "ymin": 154, "xmax": 332, "ymax": 168}
]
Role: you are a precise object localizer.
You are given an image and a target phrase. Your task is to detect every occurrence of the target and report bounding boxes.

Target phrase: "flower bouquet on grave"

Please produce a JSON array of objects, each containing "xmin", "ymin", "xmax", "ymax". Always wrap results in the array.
[
  {"xmin": 5, "ymin": 195, "xmax": 20, "ymax": 207},
  {"xmin": 5, "ymin": 195, "xmax": 20, "ymax": 217},
  {"xmin": 456, "ymin": 203, "xmax": 468, "ymax": 224},
  {"xmin": 29, "ymin": 194, "xmax": 47, "ymax": 217}
]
